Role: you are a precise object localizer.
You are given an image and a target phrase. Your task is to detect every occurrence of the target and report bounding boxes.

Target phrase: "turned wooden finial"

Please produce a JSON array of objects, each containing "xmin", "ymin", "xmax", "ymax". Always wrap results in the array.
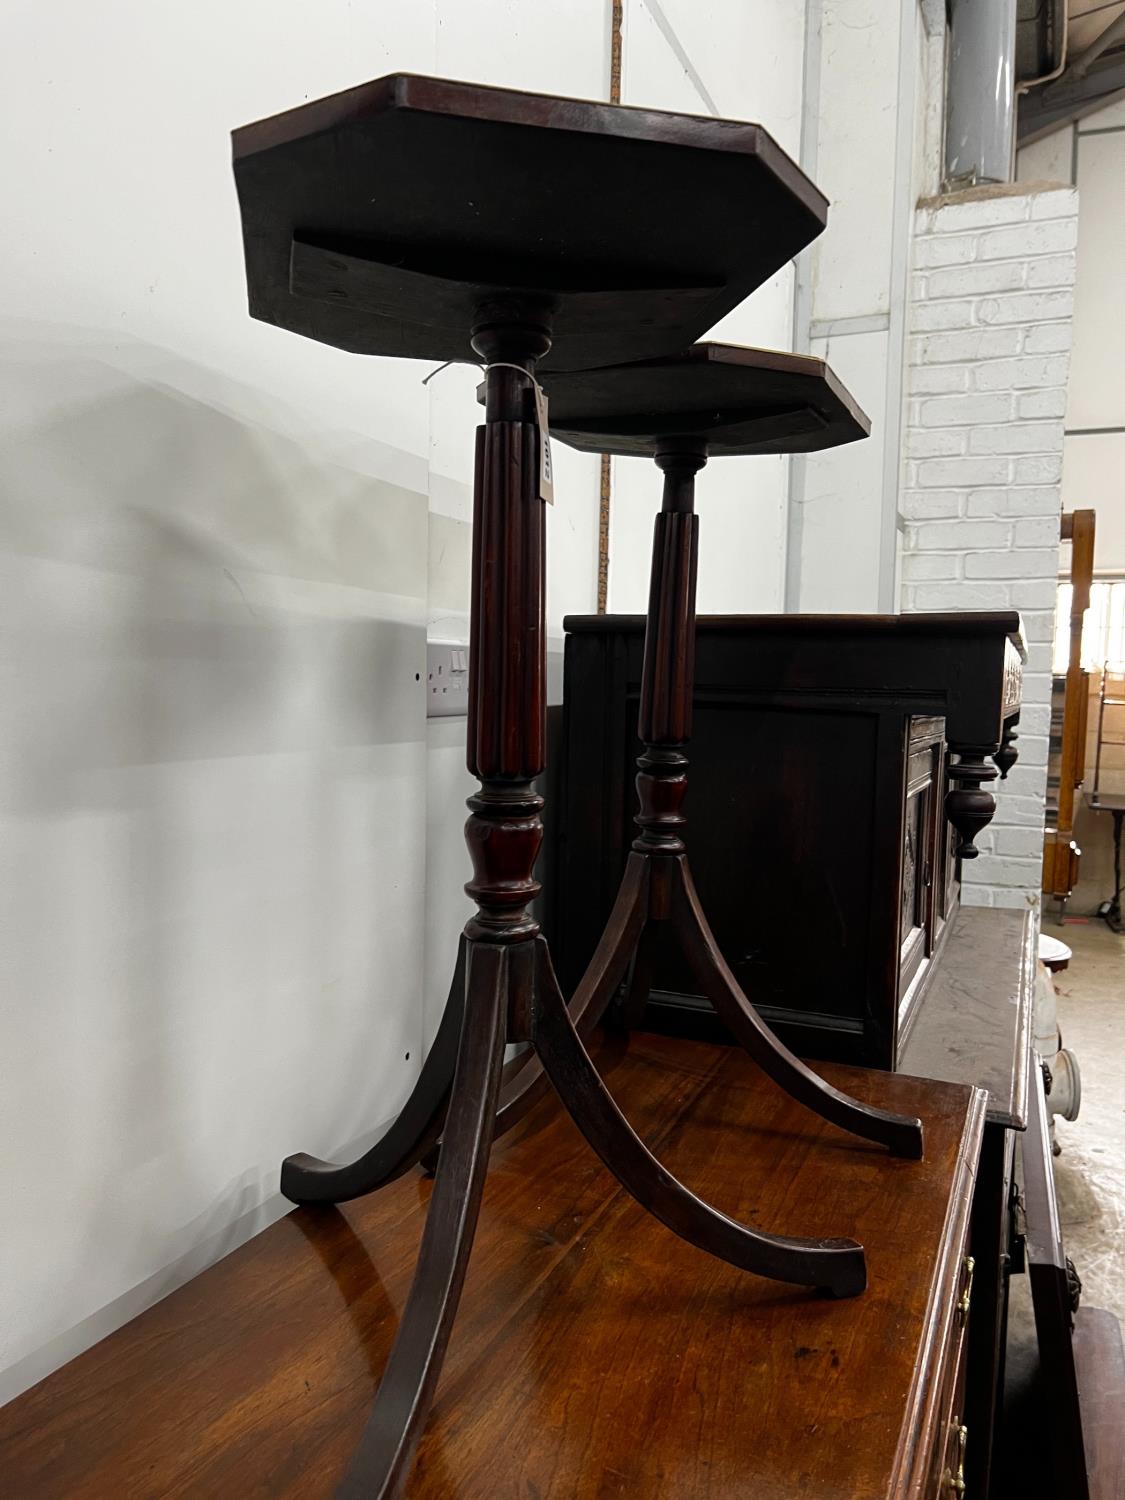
[
  {"xmin": 994, "ymin": 720, "xmax": 1019, "ymax": 780},
  {"xmin": 945, "ymin": 747, "xmax": 999, "ymax": 859}
]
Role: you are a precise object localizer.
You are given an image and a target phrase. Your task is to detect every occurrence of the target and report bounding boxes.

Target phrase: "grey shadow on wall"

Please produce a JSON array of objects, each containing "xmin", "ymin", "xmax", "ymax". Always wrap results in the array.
[{"xmin": 0, "ymin": 326, "xmax": 431, "ymax": 1376}]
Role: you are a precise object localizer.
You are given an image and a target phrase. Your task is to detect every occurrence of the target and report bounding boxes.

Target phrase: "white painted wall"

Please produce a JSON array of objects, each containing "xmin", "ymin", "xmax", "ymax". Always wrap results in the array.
[
  {"xmin": 1064, "ymin": 119, "xmax": 1125, "ymax": 569},
  {"xmin": 607, "ymin": 2, "xmax": 947, "ymax": 622},
  {"xmin": 899, "ymin": 185, "xmax": 1078, "ymax": 909},
  {"xmin": 1017, "ymin": 98, "xmax": 1125, "ymax": 571},
  {"xmin": 790, "ymin": 0, "xmax": 943, "ymax": 613},
  {"xmin": 607, "ymin": 0, "xmax": 806, "ymax": 616},
  {"xmin": 0, "ymin": 0, "xmax": 610, "ymax": 1405},
  {"xmin": 0, "ymin": 0, "xmax": 442, "ymax": 1405}
]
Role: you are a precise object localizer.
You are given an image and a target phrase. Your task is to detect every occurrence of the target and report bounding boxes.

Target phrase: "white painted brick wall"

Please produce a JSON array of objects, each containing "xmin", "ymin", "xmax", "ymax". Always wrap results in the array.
[{"xmin": 899, "ymin": 185, "xmax": 1079, "ymax": 911}]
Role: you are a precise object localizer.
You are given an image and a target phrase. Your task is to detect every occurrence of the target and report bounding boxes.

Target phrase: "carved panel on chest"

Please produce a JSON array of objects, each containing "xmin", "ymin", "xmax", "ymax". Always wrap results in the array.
[{"xmin": 900, "ymin": 720, "xmax": 945, "ymax": 1031}]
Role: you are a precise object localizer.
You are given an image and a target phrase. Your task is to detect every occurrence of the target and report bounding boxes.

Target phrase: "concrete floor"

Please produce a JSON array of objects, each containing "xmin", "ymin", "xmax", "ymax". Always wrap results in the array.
[
  {"xmin": 995, "ymin": 917, "xmax": 1125, "ymax": 1495},
  {"xmin": 1050, "ymin": 918, "xmax": 1125, "ymax": 1328}
]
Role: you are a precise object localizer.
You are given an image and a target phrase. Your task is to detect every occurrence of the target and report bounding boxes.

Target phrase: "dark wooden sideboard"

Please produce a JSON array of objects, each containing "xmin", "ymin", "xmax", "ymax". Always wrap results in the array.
[{"xmin": 548, "ymin": 611, "xmax": 1025, "ymax": 1068}]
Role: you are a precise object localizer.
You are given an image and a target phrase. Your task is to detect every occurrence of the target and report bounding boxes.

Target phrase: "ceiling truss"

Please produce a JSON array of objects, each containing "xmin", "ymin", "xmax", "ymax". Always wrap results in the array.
[{"xmin": 1018, "ymin": 1, "xmax": 1125, "ymax": 141}]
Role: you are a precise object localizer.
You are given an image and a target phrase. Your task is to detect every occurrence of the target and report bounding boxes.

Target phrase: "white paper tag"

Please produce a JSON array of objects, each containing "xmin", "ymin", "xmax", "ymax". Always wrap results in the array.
[{"xmin": 533, "ymin": 382, "xmax": 554, "ymax": 506}]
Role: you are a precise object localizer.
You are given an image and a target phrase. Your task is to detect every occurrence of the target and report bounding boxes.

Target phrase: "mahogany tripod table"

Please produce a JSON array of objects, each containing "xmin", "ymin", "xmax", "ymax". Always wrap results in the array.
[
  {"xmin": 232, "ymin": 74, "xmax": 920, "ymax": 1498},
  {"xmin": 523, "ymin": 343, "xmax": 925, "ymax": 1161}
]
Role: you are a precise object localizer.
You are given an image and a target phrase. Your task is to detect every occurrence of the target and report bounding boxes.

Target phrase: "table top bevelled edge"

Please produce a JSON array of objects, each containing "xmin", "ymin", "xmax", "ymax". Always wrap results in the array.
[
  {"xmin": 539, "ymin": 340, "xmax": 871, "ymax": 458},
  {"xmin": 231, "ymin": 74, "xmax": 830, "ymax": 372},
  {"xmin": 231, "ymin": 73, "xmax": 825, "ymax": 192}
]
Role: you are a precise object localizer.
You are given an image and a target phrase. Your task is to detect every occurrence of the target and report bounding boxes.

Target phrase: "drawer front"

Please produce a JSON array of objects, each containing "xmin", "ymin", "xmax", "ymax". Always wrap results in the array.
[
  {"xmin": 930, "ymin": 1403, "xmax": 969, "ymax": 1500},
  {"xmin": 925, "ymin": 1251, "xmax": 976, "ymax": 1499}
]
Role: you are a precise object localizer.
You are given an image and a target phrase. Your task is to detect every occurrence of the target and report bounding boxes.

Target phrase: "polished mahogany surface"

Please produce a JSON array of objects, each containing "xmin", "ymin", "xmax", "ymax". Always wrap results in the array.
[
  {"xmin": 1, "ymin": 1034, "xmax": 983, "ymax": 1499},
  {"xmin": 232, "ymin": 75, "xmax": 827, "ymax": 371},
  {"xmin": 543, "ymin": 341, "xmax": 870, "ymax": 457}
]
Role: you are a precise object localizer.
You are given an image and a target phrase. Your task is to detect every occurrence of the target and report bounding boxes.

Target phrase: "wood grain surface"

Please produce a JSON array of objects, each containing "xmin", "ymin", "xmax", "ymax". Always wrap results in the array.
[{"xmin": 0, "ymin": 1034, "xmax": 983, "ymax": 1499}]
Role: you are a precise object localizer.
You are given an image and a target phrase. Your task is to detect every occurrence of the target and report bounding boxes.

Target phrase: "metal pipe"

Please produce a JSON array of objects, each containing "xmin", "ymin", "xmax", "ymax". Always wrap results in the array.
[
  {"xmin": 945, "ymin": 0, "xmax": 1019, "ymax": 187},
  {"xmin": 1017, "ymin": 0, "xmax": 1069, "ymax": 95},
  {"xmin": 1072, "ymin": 8, "xmax": 1125, "ymax": 78}
]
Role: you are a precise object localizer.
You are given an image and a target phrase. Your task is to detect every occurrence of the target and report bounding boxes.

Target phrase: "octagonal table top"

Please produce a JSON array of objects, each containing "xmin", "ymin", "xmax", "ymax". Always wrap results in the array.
[
  {"xmin": 233, "ymin": 74, "xmax": 828, "ymax": 371},
  {"xmin": 541, "ymin": 341, "xmax": 870, "ymax": 457}
]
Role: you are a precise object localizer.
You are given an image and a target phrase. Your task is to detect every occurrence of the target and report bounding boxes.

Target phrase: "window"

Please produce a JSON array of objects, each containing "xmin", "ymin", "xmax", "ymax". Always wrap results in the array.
[{"xmin": 1053, "ymin": 580, "xmax": 1125, "ymax": 673}]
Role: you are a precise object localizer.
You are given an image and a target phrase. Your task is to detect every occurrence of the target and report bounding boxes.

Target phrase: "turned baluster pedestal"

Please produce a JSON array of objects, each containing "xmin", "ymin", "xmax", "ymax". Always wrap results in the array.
[
  {"xmin": 336, "ymin": 330, "xmax": 869, "ymax": 1500},
  {"xmin": 493, "ymin": 344, "xmax": 925, "ymax": 1160}
]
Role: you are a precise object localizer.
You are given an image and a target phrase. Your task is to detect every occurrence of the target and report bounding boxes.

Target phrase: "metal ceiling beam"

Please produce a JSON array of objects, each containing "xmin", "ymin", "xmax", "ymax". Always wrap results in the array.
[
  {"xmin": 1018, "ymin": 51, "xmax": 1125, "ymax": 141},
  {"xmin": 1072, "ymin": 10, "xmax": 1125, "ymax": 78}
]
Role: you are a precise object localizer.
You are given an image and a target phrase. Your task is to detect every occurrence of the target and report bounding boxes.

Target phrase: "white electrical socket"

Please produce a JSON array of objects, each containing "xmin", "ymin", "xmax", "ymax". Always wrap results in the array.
[{"xmin": 426, "ymin": 640, "xmax": 470, "ymax": 718}]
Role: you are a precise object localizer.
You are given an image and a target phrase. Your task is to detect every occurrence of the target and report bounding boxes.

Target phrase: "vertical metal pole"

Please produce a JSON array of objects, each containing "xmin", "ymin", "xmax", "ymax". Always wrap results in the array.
[
  {"xmin": 597, "ymin": 0, "xmax": 624, "ymax": 615},
  {"xmin": 945, "ymin": 0, "xmax": 1018, "ymax": 187}
]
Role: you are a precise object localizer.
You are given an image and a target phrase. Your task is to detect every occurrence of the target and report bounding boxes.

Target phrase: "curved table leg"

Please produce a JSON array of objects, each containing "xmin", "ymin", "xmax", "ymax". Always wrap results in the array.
[
  {"xmin": 619, "ymin": 921, "xmax": 659, "ymax": 1031},
  {"xmin": 671, "ymin": 860, "xmax": 925, "ymax": 1161},
  {"xmin": 488, "ymin": 852, "xmax": 650, "ymax": 1139},
  {"xmin": 281, "ymin": 939, "xmax": 467, "ymax": 1206},
  {"xmin": 336, "ymin": 942, "xmax": 508, "ymax": 1499},
  {"xmin": 531, "ymin": 940, "xmax": 866, "ymax": 1298}
]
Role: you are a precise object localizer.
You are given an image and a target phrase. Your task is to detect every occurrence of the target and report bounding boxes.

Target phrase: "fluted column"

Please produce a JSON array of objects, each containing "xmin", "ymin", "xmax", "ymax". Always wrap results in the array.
[{"xmin": 463, "ymin": 320, "xmax": 551, "ymax": 943}]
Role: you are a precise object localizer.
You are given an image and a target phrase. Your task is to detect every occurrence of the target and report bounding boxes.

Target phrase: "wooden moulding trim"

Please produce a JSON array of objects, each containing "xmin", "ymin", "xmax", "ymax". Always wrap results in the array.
[
  {"xmin": 889, "ymin": 1084, "xmax": 988, "ymax": 1496},
  {"xmin": 564, "ymin": 610, "xmax": 1024, "ymax": 637},
  {"xmin": 232, "ymin": 75, "xmax": 828, "ymax": 224}
]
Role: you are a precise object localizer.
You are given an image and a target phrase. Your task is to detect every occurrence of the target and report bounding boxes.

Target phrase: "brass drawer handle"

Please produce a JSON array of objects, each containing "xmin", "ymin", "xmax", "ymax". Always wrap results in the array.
[
  {"xmin": 943, "ymin": 1420, "xmax": 969, "ymax": 1495},
  {"xmin": 957, "ymin": 1255, "xmax": 975, "ymax": 1321}
]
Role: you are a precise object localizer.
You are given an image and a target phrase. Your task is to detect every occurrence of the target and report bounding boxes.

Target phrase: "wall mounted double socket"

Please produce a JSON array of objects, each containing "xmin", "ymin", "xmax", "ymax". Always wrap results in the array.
[{"xmin": 426, "ymin": 640, "xmax": 470, "ymax": 717}]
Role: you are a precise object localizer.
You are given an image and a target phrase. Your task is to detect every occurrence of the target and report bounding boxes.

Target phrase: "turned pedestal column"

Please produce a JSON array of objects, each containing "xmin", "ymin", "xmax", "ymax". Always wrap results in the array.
[{"xmin": 499, "ymin": 343, "xmax": 927, "ymax": 1162}]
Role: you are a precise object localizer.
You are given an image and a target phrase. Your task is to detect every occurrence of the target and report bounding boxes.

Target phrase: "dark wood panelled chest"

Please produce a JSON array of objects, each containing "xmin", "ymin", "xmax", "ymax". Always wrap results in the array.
[{"xmin": 548, "ymin": 611, "xmax": 1024, "ymax": 1068}]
